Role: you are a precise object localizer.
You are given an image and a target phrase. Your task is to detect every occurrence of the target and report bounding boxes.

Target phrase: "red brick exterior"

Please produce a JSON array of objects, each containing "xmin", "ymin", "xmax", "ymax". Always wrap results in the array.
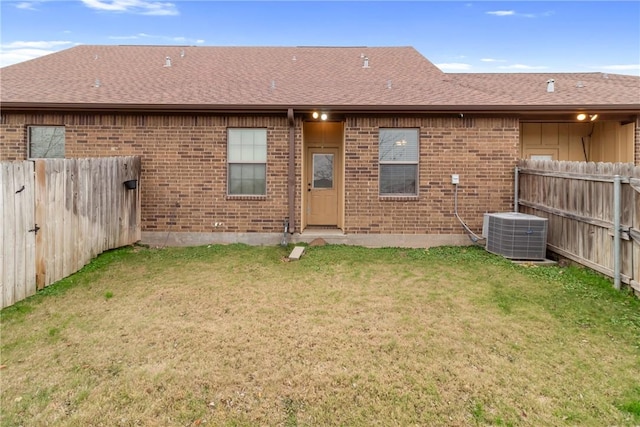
[
  {"xmin": 0, "ymin": 119, "xmax": 26, "ymax": 160},
  {"xmin": 1, "ymin": 112, "xmax": 518, "ymax": 235},
  {"xmin": 343, "ymin": 116, "xmax": 518, "ymax": 234}
]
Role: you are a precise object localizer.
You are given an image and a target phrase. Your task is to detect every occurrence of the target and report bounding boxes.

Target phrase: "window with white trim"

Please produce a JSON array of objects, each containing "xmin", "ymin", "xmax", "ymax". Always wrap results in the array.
[
  {"xmin": 227, "ymin": 128, "xmax": 267, "ymax": 195},
  {"xmin": 28, "ymin": 126, "xmax": 65, "ymax": 158},
  {"xmin": 379, "ymin": 128, "xmax": 419, "ymax": 195}
]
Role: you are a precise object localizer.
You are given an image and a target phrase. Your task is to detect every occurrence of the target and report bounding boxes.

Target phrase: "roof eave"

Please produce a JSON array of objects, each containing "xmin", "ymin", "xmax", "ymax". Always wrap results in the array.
[{"xmin": 1, "ymin": 102, "xmax": 638, "ymax": 116}]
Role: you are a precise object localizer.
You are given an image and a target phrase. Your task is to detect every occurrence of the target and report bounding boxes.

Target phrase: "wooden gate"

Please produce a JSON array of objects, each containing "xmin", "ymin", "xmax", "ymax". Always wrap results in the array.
[
  {"xmin": 1, "ymin": 161, "xmax": 37, "ymax": 308},
  {"xmin": 1, "ymin": 156, "xmax": 141, "ymax": 309}
]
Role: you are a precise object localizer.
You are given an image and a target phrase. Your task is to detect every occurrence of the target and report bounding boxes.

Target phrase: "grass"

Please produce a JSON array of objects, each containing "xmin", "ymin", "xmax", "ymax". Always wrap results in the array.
[{"xmin": 1, "ymin": 244, "xmax": 639, "ymax": 426}]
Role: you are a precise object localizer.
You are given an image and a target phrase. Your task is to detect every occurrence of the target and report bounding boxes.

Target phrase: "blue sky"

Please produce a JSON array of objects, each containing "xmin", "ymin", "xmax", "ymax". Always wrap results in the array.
[{"xmin": 1, "ymin": 1, "xmax": 639, "ymax": 75}]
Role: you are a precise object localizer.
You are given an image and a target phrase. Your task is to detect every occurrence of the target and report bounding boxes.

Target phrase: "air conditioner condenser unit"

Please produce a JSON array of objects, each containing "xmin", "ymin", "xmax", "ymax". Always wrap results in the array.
[{"xmin": 483, "ymin": 212, "xmax": 548, "ymax": 260}]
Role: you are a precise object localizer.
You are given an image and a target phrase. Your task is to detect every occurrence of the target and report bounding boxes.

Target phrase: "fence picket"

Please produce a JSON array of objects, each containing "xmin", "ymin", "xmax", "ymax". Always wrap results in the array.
[
  {"xmin": 35, "ymin": 160, "xmax": 47, "ymax": 290},
  {"xmin": 2, "ymin": 163, "xmax": 16, "ymax": 308},
  {"xmin": 0, "ymin": 164, "xmax": 5, "ymax": 307}
]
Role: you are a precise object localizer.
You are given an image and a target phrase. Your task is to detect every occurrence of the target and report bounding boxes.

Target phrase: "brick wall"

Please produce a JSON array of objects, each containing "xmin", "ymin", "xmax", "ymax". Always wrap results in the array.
[
  {"xmin": 1, "ymin": 113, "xmax": 293, "ymax": 234},
  {"xmin": 0, "ymin": 120, "xmax": 27, "ymax": 160},
  {"xmin": 343, "ymin": 116, "xmax": 519, "ymax": 234},
  {"xmin": 1, "ymin": 112, "xmax": 518, "ymax": 235}
]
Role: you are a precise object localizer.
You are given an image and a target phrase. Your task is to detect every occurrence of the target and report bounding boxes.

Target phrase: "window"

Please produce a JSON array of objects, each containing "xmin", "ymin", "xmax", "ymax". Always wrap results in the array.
[
  {"xmin": 379, "ymin": 128, "xmax": 419, "ymax": 195},
  {"xmin": 228, "ymin": 128, "xmax": 267, "ymax": 195},
  {"xmin": 28, "ymin": 126, "xmax": 65, "ymax": 158},
  {"xmin": 312, "ymin": 153, "xmax": 334, "ymax": 189}
]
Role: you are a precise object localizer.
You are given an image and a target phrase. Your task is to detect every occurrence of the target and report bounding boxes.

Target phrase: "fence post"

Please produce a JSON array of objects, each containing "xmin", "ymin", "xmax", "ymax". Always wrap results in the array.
[{"xmin": 613, "ymin": 175, "xmax": 621, "ymax": 290}]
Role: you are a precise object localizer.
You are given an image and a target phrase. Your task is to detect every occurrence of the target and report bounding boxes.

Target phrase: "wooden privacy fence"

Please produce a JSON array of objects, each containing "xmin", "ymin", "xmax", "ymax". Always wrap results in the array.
[
  {"xmin": 517, "ymin": 160, "xmax": 639, "ymax": 295},
  {"xmin": 1, "ymin": 156, "xmax": 141, "ymax": 309}
]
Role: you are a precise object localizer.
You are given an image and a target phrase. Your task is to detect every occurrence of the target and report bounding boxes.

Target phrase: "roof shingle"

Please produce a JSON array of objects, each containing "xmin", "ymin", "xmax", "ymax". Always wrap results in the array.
[{"xmin": 1, "ymin": 45, "xmax": 638, "ymax": 111}]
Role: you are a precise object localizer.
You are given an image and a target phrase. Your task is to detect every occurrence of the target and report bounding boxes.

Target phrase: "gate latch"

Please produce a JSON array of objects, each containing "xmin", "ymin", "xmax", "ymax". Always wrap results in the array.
[{"xmin": 28, "ymin": 224, "xmax": 40, "ymax": 234}]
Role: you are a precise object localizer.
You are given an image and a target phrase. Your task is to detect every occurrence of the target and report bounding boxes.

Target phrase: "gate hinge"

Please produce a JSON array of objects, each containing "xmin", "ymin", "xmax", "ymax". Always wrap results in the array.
[{"xmin": 29, "ymin": 224, "xmax": 40, "ymax": 234}]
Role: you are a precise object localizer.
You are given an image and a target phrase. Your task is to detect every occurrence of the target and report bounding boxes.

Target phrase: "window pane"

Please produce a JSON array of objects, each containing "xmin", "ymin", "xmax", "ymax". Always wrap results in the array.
[
  {"xmin": 228, "ymin": 145, "xmax": 242, "ymax": 162},
  {"xmin": 380, "ymin": 165, "xmax": 417, "ymax": 195},
  {"xmin": 313, "ymin": 153, "xmax": 333, "ymax": 189},
  {"xmin": 228, "ymin": 128, "xmax": 266, "ymax": 162},
  {"xmin": 228, "ymin": 164, "xmax": 266, "ymax": 195},
  {"xmin": 29, "ymin": 127, "xmax": 65, "ymax": 158},
  {"xmin": 379, "ymin": 128, "xmax": 418, "ymax": 162},
  {"xmin": 241, "ymin": 145, "xmax": 255, "ymax": 161}
]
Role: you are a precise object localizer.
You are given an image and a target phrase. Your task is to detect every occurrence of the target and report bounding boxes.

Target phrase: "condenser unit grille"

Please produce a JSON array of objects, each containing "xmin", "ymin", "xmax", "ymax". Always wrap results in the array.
[{"xmin": 485, "ymin": 212, "xmax": 548, "ymax": 260}]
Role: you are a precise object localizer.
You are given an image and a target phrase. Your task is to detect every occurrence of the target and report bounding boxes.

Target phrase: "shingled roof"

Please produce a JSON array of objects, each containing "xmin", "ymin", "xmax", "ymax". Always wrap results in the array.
[{"xmin": 1, "ymin": 45, "xmax": 639, "ymax": 114}]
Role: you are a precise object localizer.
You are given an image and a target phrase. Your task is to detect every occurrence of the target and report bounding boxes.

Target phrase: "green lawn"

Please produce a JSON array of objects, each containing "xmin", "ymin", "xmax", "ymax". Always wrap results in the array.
[{"xmin": 1, "ymin": 244, "xmax": 639, "ymax": 426}]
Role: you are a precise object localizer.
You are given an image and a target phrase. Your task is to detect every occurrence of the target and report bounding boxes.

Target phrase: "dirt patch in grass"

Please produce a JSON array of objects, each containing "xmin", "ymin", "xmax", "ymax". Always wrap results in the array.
[{"xmin": 1, "ymin": 244, "xmax": 639, "ymax": 426}]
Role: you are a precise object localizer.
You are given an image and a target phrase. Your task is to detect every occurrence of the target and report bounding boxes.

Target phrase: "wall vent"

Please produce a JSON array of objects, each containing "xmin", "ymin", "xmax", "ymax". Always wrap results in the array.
[{"xmin": 483, "ymin": 212, "xmax": 548, "ymax": 260}]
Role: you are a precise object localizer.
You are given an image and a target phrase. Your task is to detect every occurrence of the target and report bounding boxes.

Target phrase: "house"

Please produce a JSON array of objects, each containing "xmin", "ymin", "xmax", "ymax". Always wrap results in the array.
[{"xmin": 1, "ymin": 45, "xmax": 639, "ymax": 247}]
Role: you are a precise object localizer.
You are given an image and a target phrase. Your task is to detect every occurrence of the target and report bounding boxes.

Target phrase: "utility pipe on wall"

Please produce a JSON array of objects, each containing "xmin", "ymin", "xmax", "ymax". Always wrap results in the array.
[
  {"xmin": 287, "ymin": 108, "xmax": 296, "ymax": 234},
  {"xmin": 514, "ymin": 166, "xmax": 519, "ymax": 213},
  {"xmin": 613, "ymin": 174, "xmax": 622, "ymax": 290}
]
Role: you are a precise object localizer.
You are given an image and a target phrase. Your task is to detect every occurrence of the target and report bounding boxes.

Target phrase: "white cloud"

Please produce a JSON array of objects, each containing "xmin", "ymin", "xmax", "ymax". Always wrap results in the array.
[
  {"xmin": 108, "ymin": 32, "xmax": 204, "ymax": 44},
  {"xmin": 587, "ymin": 64, "xmax": 640, "ymax": 76},
  {"xmin": 108, "ymin": 35, "xmax": 140, "ymax": 40},
  {"xmin": 2, "ymin": 40, "xmax": 74, "ymax": 49},
  {"xmin": 597, "ymin": 64, "xmax": 640, "ymax": 71},
  {"xmin": 0, "ymin": 40, "xmax": 77, "ymax": 67},
  {"xmin": 498, "ymin": 64, "xmax": 548, "ymax": 70},
  {"xmin": 486, "ymin": 9, "xmax": 553, "ymax": 18},
  {"xmin": 15, "ymin": 2, "xmax": 38, "ymax": 10},
  {"xmin": 80, "ymin": 0, "xmax": 179, "ymax": 16},
  {"xmin": 1, "ymin": 48, "xmax": 53, "ymax": 67},
  {"xmin": 481, "ymin": 58, "xmax": 506, "ymax": 63},
  {"xmin": 487, "ymin": 10, "xmax": 515, "ymax": 16},
  {"xmin": 436, "ymin": 63, "xmax": 472, "ymax": 71}
]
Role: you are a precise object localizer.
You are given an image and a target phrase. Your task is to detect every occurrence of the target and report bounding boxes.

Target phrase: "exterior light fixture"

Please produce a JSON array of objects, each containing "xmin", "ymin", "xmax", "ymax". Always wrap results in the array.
[
  {"xmin": 576, "ymin": 113, "xmax": 587, "ymax": 121},
  {"xmin": 320, "ymin": 113, "xmax": 328, "ymax": 121},
  {"xmin": 312, "ymin": 112, "xmax": 319, "ymax": 119}
]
